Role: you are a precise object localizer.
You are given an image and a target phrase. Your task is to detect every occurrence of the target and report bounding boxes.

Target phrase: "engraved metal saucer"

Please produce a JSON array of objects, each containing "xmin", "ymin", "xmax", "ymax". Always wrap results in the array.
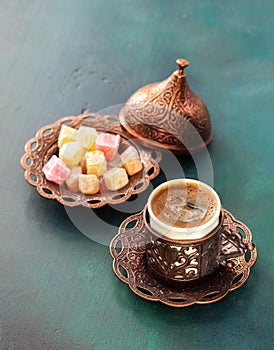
[
  {"xmin": 110, "ymin": 208, "xmax": 257, "ymax": 307},
  {"xmin": 21, "ymin": 114, "xmax": 161, "ymax": 208}
]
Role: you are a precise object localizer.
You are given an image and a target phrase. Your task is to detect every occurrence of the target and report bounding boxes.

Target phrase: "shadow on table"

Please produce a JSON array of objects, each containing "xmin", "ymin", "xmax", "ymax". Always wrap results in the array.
[{"xmin": 111, "ymin": 265, "xmax": 259, "ymax": 325}]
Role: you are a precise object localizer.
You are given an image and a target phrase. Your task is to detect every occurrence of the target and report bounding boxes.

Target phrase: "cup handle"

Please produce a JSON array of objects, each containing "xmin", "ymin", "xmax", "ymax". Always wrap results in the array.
[{"xmin": 219, "ymin": 227, "xmax": 255, "ymax": 267}]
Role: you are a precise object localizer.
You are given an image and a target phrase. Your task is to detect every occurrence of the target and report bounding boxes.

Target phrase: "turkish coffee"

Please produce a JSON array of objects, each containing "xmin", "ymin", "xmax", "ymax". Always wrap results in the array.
[{"xmin": 151, "ymin": 182, "xmax": 218, "ymax": 228}]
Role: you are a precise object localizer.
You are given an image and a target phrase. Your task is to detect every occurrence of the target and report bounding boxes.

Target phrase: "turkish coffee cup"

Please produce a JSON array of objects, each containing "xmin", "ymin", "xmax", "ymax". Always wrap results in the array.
[{"xmin": 145, "ymin": 179, "xmax": 224, "ymax": 285}]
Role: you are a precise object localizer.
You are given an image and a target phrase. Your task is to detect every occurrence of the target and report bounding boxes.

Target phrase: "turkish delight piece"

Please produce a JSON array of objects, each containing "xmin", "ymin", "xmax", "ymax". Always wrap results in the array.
[
  {"xmin": 103, "ymin": 167, "xmax": 129, "ymax": 191},
  {"xmin": 59, "ymin": 141, "xmax": 85, "ymax": 166},
  {"xmin": 76, "ymin": 126, "xmax": 98, "ymax": 150},
  {"xmin": 98, "ymin": 175, "xmax": 108, "ymax": 194},
  {"xmin": 58, "ymin": 125, "xmax": 78, "ymax": 148},
  {"xmin": 85, "ymin": 150, "xmax": 107, "ymax": 177},
  {"xmin": 66, "ymin": 166, "xmax": 82, "ymax": 192},
  {"xmin": 42, "ymin": 155, "xmax": 71, "ymax": 185},
  {"xmin": 108, "ymin": 154, "xmax": 122, "ymax": 168},
  {"xmin": 95, "ymin": 133, "xmax": 120, "ymax": 161},
  {"xmin": 120, "ymin": 146, "xmax": 143, "ymax": 176},
  {"xmin": 123, "ymin": 159, "xmax": 143, "ymax": 176},
  {"xmin": 120, "ymin": 146, "xmax": 139, "ymax": 163},
  {"xmin": 80, "ymin": 156, "xmax": 87, "ymax": 174},
  {"xmin": 79, "ymin": 174, "xmax": 99, "ymax": 195}
]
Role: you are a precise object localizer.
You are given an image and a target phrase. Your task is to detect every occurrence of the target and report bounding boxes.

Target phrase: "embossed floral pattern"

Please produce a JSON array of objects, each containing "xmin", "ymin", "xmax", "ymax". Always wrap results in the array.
[{"xmin": 110, "ymin": 208, "xmax": 257, "ymax": 307}]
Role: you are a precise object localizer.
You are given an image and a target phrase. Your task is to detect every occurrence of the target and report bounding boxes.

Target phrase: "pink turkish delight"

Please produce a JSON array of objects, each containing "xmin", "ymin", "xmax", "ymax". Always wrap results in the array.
[
  {"xmin": 95, "ymin": 133, "xmax": 120, "ymax": 161},
  {"xmin": 42, "ymin": 155, "xmax": 71, "ymax": 185}
]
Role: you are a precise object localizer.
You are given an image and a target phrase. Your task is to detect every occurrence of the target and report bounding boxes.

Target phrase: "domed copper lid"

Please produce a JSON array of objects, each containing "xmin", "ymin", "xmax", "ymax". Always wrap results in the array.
[{"xmin": 119, "ymin": 58, "xmax": 212, "ymax": 154}]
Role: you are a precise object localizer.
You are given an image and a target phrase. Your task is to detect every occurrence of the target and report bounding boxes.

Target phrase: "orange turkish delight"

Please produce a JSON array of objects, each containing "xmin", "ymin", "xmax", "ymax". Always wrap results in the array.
[{"xmin": 120, "ymin": 146, "xmax": 143, "ymax": 176}]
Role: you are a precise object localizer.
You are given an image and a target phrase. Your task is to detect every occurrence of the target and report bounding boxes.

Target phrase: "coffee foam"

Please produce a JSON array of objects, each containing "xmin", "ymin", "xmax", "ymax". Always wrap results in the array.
[{"xmin": 151, "ymin": 183, "xmax": 217, "ymax": 228}]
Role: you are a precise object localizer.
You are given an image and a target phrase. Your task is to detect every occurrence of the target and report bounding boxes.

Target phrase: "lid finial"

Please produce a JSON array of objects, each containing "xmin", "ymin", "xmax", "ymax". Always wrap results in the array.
[{"xmin": 176, "ymin": 58, "xmax": 189, "ymax": 76}]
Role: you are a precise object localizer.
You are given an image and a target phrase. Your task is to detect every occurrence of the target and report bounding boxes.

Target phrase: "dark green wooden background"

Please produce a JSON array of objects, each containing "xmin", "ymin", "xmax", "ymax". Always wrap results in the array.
[{"xmin": 0, "ymin": 1, "xmax": 273, "ymax": 349}]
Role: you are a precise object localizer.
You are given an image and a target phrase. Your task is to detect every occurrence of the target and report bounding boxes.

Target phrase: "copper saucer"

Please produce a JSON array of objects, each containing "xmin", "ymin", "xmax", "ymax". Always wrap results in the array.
[
  {"xmin": 110, "ymin": 208, "xmax": 257, "ymax": 307},
  {"xmin": 20, "ymin": 113, "xmax": 162, "ymax": 208}
]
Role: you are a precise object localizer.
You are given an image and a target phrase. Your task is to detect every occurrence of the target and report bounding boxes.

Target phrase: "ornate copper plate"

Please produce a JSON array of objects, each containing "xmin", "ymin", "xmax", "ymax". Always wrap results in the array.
[
  {"xmin": 110, "ymin": 208, "xmax": 257, "ymax": 307},
  {"xmin": 20, "ymin": 114, "xmax": 161, "ymax": 208}
]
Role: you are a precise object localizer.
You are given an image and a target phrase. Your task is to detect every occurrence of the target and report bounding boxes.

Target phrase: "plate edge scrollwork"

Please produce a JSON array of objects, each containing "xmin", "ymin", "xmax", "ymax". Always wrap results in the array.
[
  {"xmin": 21, "ymin": 113, "xmax": 162, "ymax": 208},
  {"xmin": 110, "ymin": 208, "xmax": 257, "ymax": 307}
]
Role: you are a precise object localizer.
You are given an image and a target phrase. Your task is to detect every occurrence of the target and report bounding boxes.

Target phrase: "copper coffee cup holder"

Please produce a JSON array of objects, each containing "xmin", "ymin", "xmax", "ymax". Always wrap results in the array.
[
  {"xmin": 110, "ymin": 207, "xmax": 257, "ymax": 307},
  {"xmin": 144, "ymin": 208, "xmax": 253, "ymax": 287}
]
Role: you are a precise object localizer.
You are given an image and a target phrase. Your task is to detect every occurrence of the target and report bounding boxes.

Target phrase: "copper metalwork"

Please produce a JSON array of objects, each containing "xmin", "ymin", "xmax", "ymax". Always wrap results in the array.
[
  {"xmin": 119, "ymin": 58, "xmax": 212, "ymax": 154},
  {"xmin": 110, "ymin": 208, "xmax": 257, "ymax": 307},
  {"xmin": 145, "ymin": 210, "xmax": 225, "ymax": 285},
  {"xmin": 20, "ymin": 114, "xmax": 162, "ymax": 208}
]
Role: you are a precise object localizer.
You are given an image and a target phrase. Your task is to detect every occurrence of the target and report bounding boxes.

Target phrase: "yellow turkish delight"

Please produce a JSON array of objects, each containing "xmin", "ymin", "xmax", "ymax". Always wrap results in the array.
[
  {"xmin": 120, "ymin": 146, "xmax": 142, "ymax": 176},
  {"xmin": 85, "ymin": 150, "xmax": 107, "ymax": 177},
  {"xmin": 123, "ymin": 159, "xmax": 143, "ymax": 176},
  {"xmin": 120, "ymin": 146, "xmax": 139, "ymax": 163},
  {"xmin": 79, "ymin": 174, "xmax": 99, "ymax": 195},
  {"xmin": 76, "ymin": 126, "xmax": 98, "ymax": 150},
  {"xmin": 103, "ymin": 167, "xmax": 129, "ymax": 191},
  {"xmin": 59, "ymin": 141, "xmax": 84, "ymax": 166},
  {"xmin": 58, "ymin": 125, "xmax": 78, "ymax": 148}
]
